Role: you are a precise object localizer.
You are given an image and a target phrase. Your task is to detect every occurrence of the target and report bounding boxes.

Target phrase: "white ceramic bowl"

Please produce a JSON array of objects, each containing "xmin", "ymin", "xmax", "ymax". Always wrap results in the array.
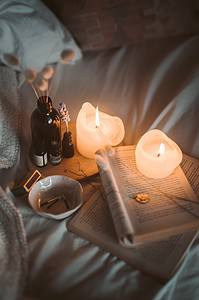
[{"xmin": 28, "ymin": 175, "xmax": 83, "ymax": 220}]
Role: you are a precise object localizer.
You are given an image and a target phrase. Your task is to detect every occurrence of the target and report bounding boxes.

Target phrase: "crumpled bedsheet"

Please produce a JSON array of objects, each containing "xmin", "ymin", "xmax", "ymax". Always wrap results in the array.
[{"xmin": 3, "ymin": 35, "xmax": 199, "ymax": 300}]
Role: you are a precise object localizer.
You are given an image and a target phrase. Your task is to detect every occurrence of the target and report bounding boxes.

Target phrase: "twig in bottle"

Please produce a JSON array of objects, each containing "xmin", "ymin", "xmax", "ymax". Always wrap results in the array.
[{"xmin": 31, "ymin": 83, "xmax": 39, "ymax": 99}]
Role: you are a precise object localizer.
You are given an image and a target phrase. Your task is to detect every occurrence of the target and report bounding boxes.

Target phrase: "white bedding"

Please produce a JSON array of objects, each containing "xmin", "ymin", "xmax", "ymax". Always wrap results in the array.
[{"xmin": 1, "ymin": 35, "xmax": 199, "ymax": 300}]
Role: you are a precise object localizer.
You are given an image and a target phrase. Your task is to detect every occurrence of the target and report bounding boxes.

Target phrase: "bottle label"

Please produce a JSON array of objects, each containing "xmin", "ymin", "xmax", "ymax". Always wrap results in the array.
[
  {"xmin": 32, "ymin": 153, "xmax": 47, "ymax": 167},
  {"xmin": 49, "ymin": 154, "xmax": 62, "ymax": 165}
]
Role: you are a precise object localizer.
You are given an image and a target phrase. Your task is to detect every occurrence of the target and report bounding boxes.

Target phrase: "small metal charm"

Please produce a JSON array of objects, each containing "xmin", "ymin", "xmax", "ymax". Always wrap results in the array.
[{"xmin": 134, "ymin": 193, "xmax": 150, "ymax": 204}]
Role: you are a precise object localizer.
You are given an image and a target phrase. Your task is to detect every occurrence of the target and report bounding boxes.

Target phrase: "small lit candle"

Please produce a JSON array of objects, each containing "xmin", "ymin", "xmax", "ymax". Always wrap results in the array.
[
  {"xmin": 76, "ymin": 102, "xmax": 125, "ymax": 158},
  {"xmin": 135, "ymin": 129, "xmax": 182, "ymax": 179}
]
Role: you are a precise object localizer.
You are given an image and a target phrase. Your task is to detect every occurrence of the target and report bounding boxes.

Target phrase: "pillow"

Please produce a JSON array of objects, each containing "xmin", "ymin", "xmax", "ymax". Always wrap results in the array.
[{"xmin": 0, "ymin": 0, "xmax": 82, "ymax": 72}]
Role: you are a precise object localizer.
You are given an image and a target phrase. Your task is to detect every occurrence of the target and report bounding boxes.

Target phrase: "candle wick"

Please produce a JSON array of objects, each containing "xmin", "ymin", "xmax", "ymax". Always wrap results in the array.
[{"xmin": 157, "ymin": 142, "xmax": 165, "ymax": 157}]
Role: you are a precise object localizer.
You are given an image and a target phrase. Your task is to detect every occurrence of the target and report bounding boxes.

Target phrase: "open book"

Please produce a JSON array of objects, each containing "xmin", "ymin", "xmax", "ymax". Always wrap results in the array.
[
  {"xmin": 94, "ymin": 146, "xmax": 199, "ymax": 246},
  {"xmin": 68, "ymin": 147, "xmax": 199, "ymax": 279}
]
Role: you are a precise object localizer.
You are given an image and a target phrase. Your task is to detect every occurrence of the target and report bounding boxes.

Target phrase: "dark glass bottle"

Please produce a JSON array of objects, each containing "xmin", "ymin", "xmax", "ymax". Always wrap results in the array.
[
  {"xmin": 31, "ymin": 98, "xmax": 48, "ymax": 167},
  {"xmin": 48, "ymin": 112, "xmax": 62, "ymax": 165},
  {"xmin": 62, "ymin": 131, "xmax": 74, "ymax": 158},
  {"xmin": 31, "ymin": 96, "xmax": 62, "ymax": 166}
]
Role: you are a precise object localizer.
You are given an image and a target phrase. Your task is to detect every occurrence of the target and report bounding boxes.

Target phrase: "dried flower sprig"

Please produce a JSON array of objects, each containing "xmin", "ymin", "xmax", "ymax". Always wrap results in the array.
[
  {"xmin": 58, "ymin": 102, "xmax": 71, "ymax": 132},
  {"xmin": 3, "ymin": 53, "xmax": 20, "ymax": 66},
  {"xmin": 24, "ymin": 68, "xmax": 37, "ymax": 82},
  {"xmin": 60, "ymin": 49, "xmax": 75, "ymax": 64},
  {"xmin": 34, "ymin": 77, "xmax": 49, "ymax": 93},
  {"xmin": 41, "ymin": 65, "xmax": 54, "ymax": 80},
  {"xmin": 3, "ymin": 48, "xmax": 76, "ymax": 102},
  {"xmin": 23, "ymin": 66, "xmax": 52, "ymax": 99}
]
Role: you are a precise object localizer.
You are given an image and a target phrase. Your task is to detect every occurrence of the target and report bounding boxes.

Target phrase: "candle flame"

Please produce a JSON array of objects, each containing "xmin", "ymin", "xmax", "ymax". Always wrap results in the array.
[
  {"xmin": 157, "ymin": 143, "xmax": 165, "ymax": 157},
  {"xmin": 96, "ymin": 106, "xmax": 100, "ymax": 128}
]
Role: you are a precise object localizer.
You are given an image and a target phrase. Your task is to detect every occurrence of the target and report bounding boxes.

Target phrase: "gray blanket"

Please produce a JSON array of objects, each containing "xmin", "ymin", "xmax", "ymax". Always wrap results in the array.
[
  {"xmin": 0, "ymin": 65, "xmax": 21, "ymax": 169},
  {"xmin": 0, "ymin": 66, "xmax": 26, "ymax": 299},
  {"xmin": 0, "ymin": 187, "xmax": 27, "ymax": 300}
]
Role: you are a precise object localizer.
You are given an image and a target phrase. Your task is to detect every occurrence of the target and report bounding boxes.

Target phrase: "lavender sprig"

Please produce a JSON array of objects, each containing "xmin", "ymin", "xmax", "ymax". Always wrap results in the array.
[{"xmin": 58, "ymin": 102, "xmax": 71, "ymax": 132}]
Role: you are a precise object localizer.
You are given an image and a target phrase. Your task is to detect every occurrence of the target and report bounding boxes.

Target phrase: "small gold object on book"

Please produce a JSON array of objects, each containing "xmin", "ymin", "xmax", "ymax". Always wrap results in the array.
[{"xmin": 134, "ymin": 193, "xmax": 150, "ymax": 204}]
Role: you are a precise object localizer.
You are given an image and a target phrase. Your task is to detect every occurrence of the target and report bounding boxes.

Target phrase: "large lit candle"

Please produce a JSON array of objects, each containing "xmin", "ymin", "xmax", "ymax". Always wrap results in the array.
[
  {"xmin": 135, "ymin": 129, "xmax": 182, "ymax": 179},
  {"xmin": 76, "ymin": 102, "xmax": 125, "ymax": 158}
]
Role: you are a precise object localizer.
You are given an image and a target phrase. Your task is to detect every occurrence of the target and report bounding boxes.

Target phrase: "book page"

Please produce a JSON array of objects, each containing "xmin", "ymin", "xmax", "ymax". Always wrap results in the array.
[
  {"xmin": 97, "ymin": 146, "xmax": 199, "ymax": 245},
  {"xmin": 68, "ymin": 155, "xmax": 199, "ymax": 279},
  {"xmin": 68, "ymin": 152, "xmax": 199, "ymax": 279},
  {"xmin": 181, "ymin": 154, "xmax": 199, "ymax": 195},
  {"xmin": 68, "ymin": 190, "xmax": 198, "ymax": 279}
]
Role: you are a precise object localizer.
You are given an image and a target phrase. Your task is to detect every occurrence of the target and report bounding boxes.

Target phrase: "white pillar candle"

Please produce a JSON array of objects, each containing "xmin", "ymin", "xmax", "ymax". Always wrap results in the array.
[
  {"xmin": 135, "ymin": 129, "xmax": 182, "ymax": 179},
  {"xmin": 76, "ymin": 102, "xmax": 125, "ymax": 158}
]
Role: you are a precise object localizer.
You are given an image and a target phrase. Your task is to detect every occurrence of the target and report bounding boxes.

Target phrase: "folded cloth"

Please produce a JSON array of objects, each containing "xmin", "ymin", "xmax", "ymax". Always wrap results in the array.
[
  {"xmin": 0, "ymin": 187, "xmax": 27, "ymax": 300},
  {"xmin": 0, "ymin": 65, "xmax": 21, "ymax": 169}
]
